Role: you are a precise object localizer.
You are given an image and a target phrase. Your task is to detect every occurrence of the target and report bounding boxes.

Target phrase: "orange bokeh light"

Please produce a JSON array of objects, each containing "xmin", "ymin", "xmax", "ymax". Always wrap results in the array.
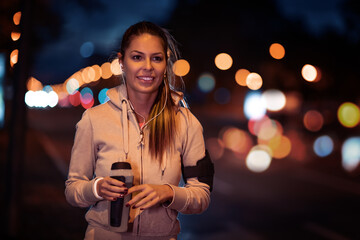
[
  {"xmin": 11, "ymin": 32, "xmax": 21, "ymax": 41},
  {"xmin": 270, "ymin": 135, "xmax": 292, "ymax": 159},
  {"xmin": 215, "ymin": 53, "xmax": 233, "ymax": 70},
  {"xmin": 101, "ymin": 62, "xmax": 112, "ymax": 79},
  {"xmin": 13, "ymin": 11, "xmax": 21, "ymax": 25},
  {"xmin": 27, "ymin": 77, "xmax": 43, "ymax": 91},
  {"xmin": 173, "ymin": 59, "xmax": 190, "ymax": 77},
  {"xmin": 235, "ymin": 69, "xmax": 250, "ymax": 86},
  {"xmin": 303, "ymin": 110, "xmax": 324, "ymax": 132},
  {"xmin": 92, "ymin": 64, "xmax": 102, "ymax": 82},
  {"xmin": 10, "ymin": 49, "xmax": 18, "ymax": 66},
  {"xmin": 269, "ymin": 43, "xmax": 285, "ymax": 60},
  {"xmin": 221, "ymin": 127, "xmax": 253, "ymax": 154}
]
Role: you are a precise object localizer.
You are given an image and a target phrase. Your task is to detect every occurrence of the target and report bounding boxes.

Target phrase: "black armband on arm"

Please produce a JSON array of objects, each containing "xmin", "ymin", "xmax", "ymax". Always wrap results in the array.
[{"xmin": 181, "ymin": 150, "xmax": 215, "ymax": 192}]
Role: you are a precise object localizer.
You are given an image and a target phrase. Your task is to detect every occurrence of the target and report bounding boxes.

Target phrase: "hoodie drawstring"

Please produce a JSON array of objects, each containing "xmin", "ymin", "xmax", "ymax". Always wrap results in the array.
[{"xmin": 122, "ymin": 99, "xmax": 129, "ymax": 160}]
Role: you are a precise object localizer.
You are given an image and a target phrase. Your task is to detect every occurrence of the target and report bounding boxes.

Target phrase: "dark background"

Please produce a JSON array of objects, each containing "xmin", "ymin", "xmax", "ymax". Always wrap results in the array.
[{"xmin": 1, "ymin": 0, "xmax": 360, "ymax": 239}]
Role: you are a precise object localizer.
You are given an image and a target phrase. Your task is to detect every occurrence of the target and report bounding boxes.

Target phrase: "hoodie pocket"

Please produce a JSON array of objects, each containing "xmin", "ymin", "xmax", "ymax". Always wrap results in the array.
[{"xmin": 139, "ymin": 206, "xmax": 180, "ymax": 236}]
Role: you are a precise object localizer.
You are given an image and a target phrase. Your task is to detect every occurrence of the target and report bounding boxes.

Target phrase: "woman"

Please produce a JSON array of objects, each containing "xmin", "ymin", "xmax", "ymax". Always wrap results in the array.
[{"xmin": 65, "ymin": 21, "xmax": 214, "ymax": 240}]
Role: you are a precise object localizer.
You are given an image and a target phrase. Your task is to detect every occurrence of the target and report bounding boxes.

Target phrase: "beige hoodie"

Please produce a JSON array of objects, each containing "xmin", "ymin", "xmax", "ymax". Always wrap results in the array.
[{"xmin": 65, "ymin": 84, "xmax": 211, "ymax": 238}]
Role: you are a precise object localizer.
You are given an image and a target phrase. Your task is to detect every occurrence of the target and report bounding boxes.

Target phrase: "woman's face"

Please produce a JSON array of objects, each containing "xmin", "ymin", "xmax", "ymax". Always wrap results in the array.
[{"xmin": 120, "ymin": 33, "xmax": 166, "ymax": 98}]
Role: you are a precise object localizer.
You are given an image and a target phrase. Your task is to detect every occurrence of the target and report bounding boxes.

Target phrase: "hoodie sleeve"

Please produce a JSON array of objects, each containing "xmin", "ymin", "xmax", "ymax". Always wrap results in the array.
[
  {"xmin": 165, "ymin": 108, "xmax": 211, "ymax": 214},
  {"xmin": 65, "ymin": 110, "xmax": 100, "ymax": 207}
]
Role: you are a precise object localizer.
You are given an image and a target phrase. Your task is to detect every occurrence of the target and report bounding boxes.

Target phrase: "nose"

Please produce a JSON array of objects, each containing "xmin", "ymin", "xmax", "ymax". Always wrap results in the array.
[{"xmin": 144, "ymin": 58, "xmax": 153, "ymax": 71}]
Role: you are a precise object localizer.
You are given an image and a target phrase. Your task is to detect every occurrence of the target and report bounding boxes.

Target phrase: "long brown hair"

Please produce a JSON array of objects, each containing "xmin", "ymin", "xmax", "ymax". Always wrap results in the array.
[{"xmin": 119, "ymin": 21, "xmax": 184, "ymax": 161}]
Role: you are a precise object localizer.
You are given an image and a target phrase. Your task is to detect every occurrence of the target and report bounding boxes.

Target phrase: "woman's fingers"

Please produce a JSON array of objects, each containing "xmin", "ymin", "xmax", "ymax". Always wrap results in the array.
[
  {"xmin": 98, "ymin": 177, "xmax": 128, "ymax": 200},
  {"xmin": 126, "ymin": 184, "xmax": 172, "ymax": 210}
]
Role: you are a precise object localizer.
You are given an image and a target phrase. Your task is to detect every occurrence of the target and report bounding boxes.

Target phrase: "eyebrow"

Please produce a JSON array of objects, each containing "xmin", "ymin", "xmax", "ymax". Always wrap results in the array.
[{"xmin": 130, "ymin": 50, "xmax": 164, "ymax": 55}]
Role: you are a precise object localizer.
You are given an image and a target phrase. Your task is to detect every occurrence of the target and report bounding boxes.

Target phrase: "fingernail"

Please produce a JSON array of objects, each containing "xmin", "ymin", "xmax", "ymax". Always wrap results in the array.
[
  {"xmin": 126, "ymin": 203, "xmax": 130, "ymax": 207},
  {"xmin": 132, "ymin": 205, "xmax": 137, "ymax": 209},
  {"xmin": 140, "ymin": 208, "xmax": 144, "ymax": 210}
]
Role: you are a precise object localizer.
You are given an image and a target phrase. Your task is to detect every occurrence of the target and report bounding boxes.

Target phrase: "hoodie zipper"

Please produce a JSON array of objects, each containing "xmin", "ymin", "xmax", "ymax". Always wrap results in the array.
[{"xmin": 137, "ymin": 127, "xmax": 144, "ymax": 236}]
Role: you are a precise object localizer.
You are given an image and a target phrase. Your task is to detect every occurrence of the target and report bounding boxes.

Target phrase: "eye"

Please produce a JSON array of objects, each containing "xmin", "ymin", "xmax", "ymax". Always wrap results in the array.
[
  {"xmin": 132, "ymin": 55, "xmax": 142, "ymax": 61},
  {"xmin": 153, "ymin": 56, "xmax": 163, "ymax": 62}
]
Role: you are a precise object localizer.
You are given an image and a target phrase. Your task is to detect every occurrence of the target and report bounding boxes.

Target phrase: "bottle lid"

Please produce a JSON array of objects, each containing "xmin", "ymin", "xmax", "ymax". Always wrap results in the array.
[{"xmin": 111, "ymin": 162, "xmax": 131, "ymax": 170}]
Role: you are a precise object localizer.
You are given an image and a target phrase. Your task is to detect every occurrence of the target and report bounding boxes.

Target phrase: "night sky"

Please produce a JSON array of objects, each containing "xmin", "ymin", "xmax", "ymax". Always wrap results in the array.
[{"xmin": 32, "ymin": 0, "xmax": 347, "ymax": 85}]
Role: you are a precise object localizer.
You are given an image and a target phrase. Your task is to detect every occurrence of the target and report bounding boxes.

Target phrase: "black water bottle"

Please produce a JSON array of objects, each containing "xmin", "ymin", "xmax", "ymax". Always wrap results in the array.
[{"xmin": 109, "ymin": 162, "xmax": 133, "ymax": 232}]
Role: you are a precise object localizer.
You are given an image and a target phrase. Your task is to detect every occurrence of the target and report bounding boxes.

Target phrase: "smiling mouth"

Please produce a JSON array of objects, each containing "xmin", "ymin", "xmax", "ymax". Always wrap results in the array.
[{"xmin": 137, "ymin": 76, "xmax": 154, "ymax": 81}]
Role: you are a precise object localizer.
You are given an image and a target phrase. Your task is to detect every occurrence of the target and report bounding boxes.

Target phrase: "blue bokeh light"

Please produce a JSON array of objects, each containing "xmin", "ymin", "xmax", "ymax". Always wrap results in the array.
[
  {"xmin": 197, "ymin": 73, "xmax": 215, "ymax": 93},
  {"xmin": 80, "ymin": 41, "xmax": 94, "ymax": 58},
  {"xmin": 313, "ymin": 135, "xmax": 334, "ymax": 157},
  {"xmin": 98, "ymin": 88, "xmax": 110, "ymax": 104}
]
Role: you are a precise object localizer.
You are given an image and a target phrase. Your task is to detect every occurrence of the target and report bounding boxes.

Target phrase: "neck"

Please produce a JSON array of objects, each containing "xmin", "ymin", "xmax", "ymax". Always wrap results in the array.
[{"xmin": 127, "ymin": 90, "xmax": 158, "ymax": 120}]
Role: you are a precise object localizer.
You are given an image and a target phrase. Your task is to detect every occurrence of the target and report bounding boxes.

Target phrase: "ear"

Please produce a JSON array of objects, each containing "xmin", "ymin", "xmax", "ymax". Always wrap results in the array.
[{"xmin": 118, "ymin": 52, "xmax": 124, "ymax": 68}]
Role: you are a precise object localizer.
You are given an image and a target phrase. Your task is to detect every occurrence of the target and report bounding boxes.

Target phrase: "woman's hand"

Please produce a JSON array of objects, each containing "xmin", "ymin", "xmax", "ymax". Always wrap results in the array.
[
  {"xmin": 97, "ymin": 177, "xmax": 128, "ymax": 201},
  {"xmin": 126, "ymin": 184, "xmax": 173, "ymax": 210}
]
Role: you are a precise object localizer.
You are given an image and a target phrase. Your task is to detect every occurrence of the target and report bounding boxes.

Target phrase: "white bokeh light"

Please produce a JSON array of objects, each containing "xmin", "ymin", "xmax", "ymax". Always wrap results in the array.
[
  {"xmin": 244, "ymin": 91, "xmax": 267, "ymax": 120},
  {"xmin": 262, "ymin": 89, "xmax": 286, "ymax": 111}
]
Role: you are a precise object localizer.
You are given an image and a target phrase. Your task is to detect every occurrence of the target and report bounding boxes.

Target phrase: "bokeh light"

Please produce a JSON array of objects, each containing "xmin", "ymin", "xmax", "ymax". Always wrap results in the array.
[
  {"xmin": 206, "ymin": 137, "xmax": 225, "ymax": 161},
  {"xmin": 337, "ymin": 102, "xmax": 360, "ymax": 128},
  {"xmin": 92, "ymin": 64, "xmax": 102, "ymax": 81},
  {"xmin": 303, "ymin": 110, "xmax": 324, "ymax": 132},
  {"xmin": 215, "ymin": 53, "xmax": 233, "ymax": 70},
  {"xmin": 173, "ymin": 59, "xmax": 190, "ymax": 77},
  {"xmin": 66, "ymin": 78, "xmax": 80, "ymax": 94},
  {"xmin": 81, "ymin": 67, "xmax": 94, "ymax": 83},
  {"xmin": 69, "ymin": 91, "xmax": 81, "ymax": 107},
  {"xmin": 110, "ymin": 59, "xmax": 122, "ymax": 76},
  {"xmin": 313, "ymin": 135, "xmax": 334, "ymax": 157},
  {"xmin": 235, "ymin": 69, "xmax": 250, "ymax": 86},
  {"xmin": 284, "ymin": 91, "xmax": 302, "ymax": 113},
  {"xmin": 11, "ymin": 32, "xmax": 21, "ymax": 41},
  {"xmin": 221, "ymin": 127, "xmax": 253, "ymax": 155},
  {"xmin": 80, "ymin": 41, "xmax": 94, "ymax": 58},
  {"xmin": 101, "ymin": 62, "xmax": 112, "ymax": 79},
  {"xmin": 214, "ymin": 88, "xmax": 231, "ymax": 104},
  {"xmin": 244, "ymin": 91, "xmax": 266, "ymax": 120},
  {"xmin": 246, "ymin": 145, "xmax": 272, "ymax": 172},
  {"xmin": 262, "ymin": 89, "xmax": 286, "ymax": 111},
  {"xmin": 301, "ymin": 64, "xmax": 317, "ymax": 82},
  {"xmin": 269, "ymin": 135, "xmax": 291, "ymax": 159},
  {"xmin": 342, "ymin": 137, "xmax": 360, "ymax": 172},
  {"xmin": 257, "ymin": 118, "xmax": 282, "ymax": 141},
  {"xmin": 80, "ymin": 87, "xmax": 95, "ymax": 109},
  {"xmin": 24, "ymin": 90, "xmax": 58, "ymax": 108},
  {"xmin": 57, "ymin": 91, "xmax": 70, "ymax": 107},
  {"xmin": 98, "ymin": 88, "xmax": 109, "ymax": 104},
  {"xmin": 13, "ymin": 11, "xmax": 21, "ymax": 25},
  {"xmin": 269, "ymin": 43, "xmax": 285, "ymax": 60},
  {"xmin": 10, "ymin": 49, "xmax": 18, "ymax": 66},
  {"xmin": 197, "ymin": 73, "xmax": 215, "ymax": 93},
  {"xmin": 248, "ymin": 116, "xmax": 270, "ymax": 136},
  {"xmin": 246, "ymin": 72, "xmax": 263, "ymax": 90},
  {"xmin": 47, "ymin": 91, "xmax": 59, "ymax": 108},
  {"xmin": 27, "ymin": 77, "xmax": 43, "ymax": 91}
]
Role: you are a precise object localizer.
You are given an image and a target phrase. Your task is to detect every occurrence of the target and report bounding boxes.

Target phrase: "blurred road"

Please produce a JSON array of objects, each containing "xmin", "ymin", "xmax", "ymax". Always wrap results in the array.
[{"xmin": 1, "ymin": 107, "xmax": 360, "ymax": 240}]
